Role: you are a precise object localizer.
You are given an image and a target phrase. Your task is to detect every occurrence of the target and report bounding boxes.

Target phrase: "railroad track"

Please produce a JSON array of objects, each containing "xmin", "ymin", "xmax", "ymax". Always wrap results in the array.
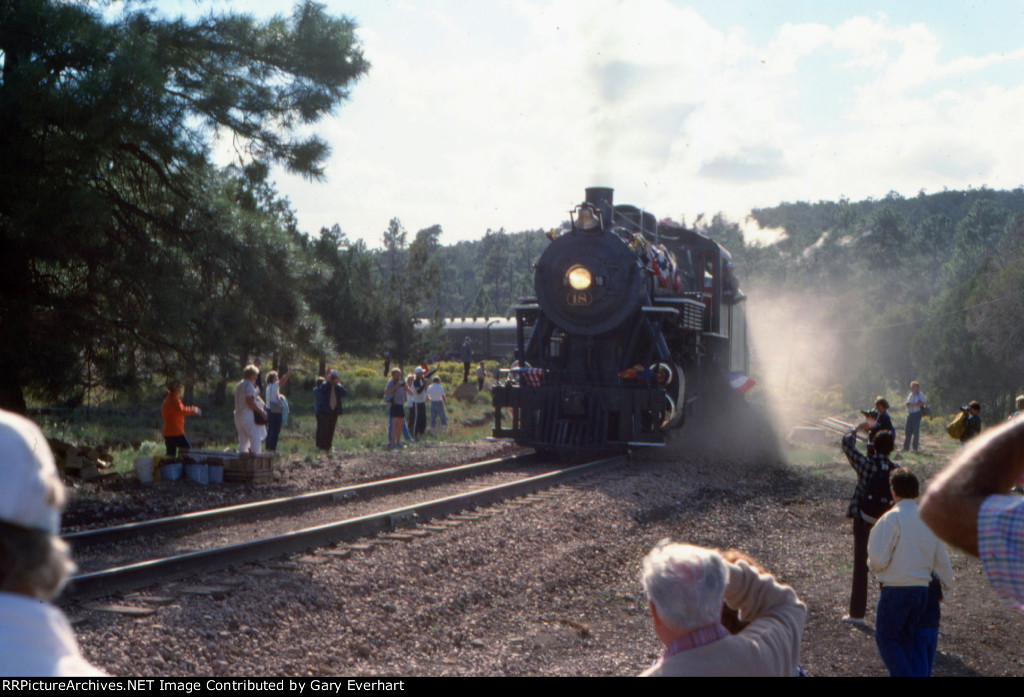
[
  {"xmin": 63, "ymin": 451, "xmax": 537, "ymax": 549},
  {"xmin": 802, "ymin": 416, "xmax": 868, "ymax": 441},
  {"xmin": 60, "ymin": 452, "xmax": 627, "ymax": 604}
]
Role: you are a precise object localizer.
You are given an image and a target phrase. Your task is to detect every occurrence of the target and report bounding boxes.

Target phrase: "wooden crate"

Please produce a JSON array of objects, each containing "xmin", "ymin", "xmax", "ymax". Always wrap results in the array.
[
  {"xmin": 181, "ymin": 449, "xmax": 274, "ymax": 483},
  {"xmin": 223, "ymin": 452, "xmax": 275, "ymax": 483}
]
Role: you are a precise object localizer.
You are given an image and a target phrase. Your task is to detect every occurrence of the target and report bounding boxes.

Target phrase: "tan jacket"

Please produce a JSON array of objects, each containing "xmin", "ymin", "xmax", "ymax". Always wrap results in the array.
[
  {"xmin": 868, "ymin": 499, "xmax": 954, "ymax": 588},
  {"xmin": 640, "ymin": 561, "xmax": 806, "ymax": 677}
]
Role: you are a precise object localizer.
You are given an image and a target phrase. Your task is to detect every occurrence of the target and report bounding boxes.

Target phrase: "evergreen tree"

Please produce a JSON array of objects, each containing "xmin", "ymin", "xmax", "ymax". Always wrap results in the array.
[{"xmin": 0, "ymin": 0, "xmax": 368, "ymax": 411}]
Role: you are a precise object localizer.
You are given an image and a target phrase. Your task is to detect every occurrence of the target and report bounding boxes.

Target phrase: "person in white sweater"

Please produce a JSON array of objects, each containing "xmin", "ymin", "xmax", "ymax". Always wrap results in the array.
[
  {"xmin": 868, "ymin": 468, "xmax": 954, "ymax": 677},
  {"xmin": 639, "ymin": 540, "xmax": 806, "ymax": 676},
  {"xmin": 0, "ymin": 410, "xmax": 105, "ymax": 677}
]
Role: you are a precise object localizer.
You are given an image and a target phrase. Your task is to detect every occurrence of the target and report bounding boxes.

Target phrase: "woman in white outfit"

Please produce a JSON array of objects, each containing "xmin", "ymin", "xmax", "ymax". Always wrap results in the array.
[{"xmin": 234, "ymin": 364, "xmax": 266, "ymax": 454}]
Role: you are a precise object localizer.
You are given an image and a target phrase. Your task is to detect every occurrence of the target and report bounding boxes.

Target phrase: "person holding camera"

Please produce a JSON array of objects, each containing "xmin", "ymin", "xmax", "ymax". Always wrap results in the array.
[
  {"xmin": 313, "ymin": 369, "xmax": 347, "ymax": 452},
  {"xmin": 638, "ymin": 541, "xmax": 806, "ymax": 676},
  {"xmin": 960, "ymin": 401, "xmax": 982, "ymax": 444},
  {"xmin": 903, "ymin": 381, "xmax": 928, "ymax": 453},
  {"xmin": 383, "ymin": 369, "xmax": 411, "ymax": 451},
  {"xmin": 841, "ymin": 417, "xmax": 899, "ymax": 625},
  {"xmin": 411, "ymin": 366, "xmax": 429, "ymax": 438}
]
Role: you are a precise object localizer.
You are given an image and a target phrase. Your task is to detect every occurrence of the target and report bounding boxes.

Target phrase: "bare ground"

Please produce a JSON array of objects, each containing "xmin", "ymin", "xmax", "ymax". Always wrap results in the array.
[{"xmin": 67, "ymin": 424, "xmax": 1024, "ymax": 677}]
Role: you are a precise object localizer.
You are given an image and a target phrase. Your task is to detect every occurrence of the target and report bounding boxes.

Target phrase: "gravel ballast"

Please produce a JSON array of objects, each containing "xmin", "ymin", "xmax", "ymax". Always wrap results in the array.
[{"xmin": 69, "ymin": 436, "xmax": 1024, "ymax": 677}]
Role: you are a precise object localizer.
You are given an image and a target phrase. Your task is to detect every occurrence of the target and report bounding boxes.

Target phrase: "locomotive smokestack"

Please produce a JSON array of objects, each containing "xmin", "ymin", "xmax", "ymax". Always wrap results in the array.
[
  {"xmin": 585, "ymin": 187, "xmax": 614, "ymax": 230},
  {"xmin": 585, "ymin": 187, "xmax": 613, "ymax": 208}
]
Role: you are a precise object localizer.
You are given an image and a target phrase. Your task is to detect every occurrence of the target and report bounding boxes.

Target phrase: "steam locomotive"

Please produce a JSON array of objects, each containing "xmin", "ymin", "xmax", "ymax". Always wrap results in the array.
[{"xmin": 491, "ymin": 187, "xmax": 750, "ymax": 453}]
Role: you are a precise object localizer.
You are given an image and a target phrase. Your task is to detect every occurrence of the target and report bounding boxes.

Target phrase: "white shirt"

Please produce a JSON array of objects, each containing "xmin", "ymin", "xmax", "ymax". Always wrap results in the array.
[
  {"xmin": 906, "ymin": 390, "xmax": 927, "ymax": 413},
  {"xmin": 234, "ymin": 379, "xmax": 255, "ymax": 416},
  {"xmin": 868, "ymin": 499, "xmax": 954, "ymax": 588},
  {"xmin": 426, "ymin": 383, "xmax": 446, "ymax": 402},
  {"xmin": 412, "ymin": 376, "xmax": 428, "ymax": 404},
  {"xmin": 266, "ymin": 381, "xmax": 282, "ymax": 410},
  {"xmin": 0, "ymin": 592, "xmax": 106, "ymax": 676}
]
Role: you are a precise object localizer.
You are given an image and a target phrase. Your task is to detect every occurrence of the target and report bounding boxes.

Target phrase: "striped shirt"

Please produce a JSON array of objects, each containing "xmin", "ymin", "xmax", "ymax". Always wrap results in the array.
[
  {"xmin": 648, "ymin": 623, "xmax": 730, "ymax": 672},
  {"xmin": 979, "ymin": 494, "xmax": 1024, "ymax": 610}
]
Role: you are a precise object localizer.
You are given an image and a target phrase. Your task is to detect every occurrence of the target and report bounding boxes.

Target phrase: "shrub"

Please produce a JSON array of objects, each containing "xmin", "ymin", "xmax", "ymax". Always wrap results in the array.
[{"xmin": 350, "ymin": 379, "xmax": 381, "ymax": 401}]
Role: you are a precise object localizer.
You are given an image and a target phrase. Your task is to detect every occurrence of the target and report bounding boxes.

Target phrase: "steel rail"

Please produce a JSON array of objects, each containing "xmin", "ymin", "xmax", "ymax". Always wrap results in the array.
[
  {"xmin": 825, "ymin": 416, "xmax": 855, "ymax": 430},
  {"xmin": 796, "ymin": 417, "xmax": 871, "ymax": 443},
  {"xmin": 63, "ymin": 452, "xmax": 537, "ymax": 549},
  {"xmin": 821, "ymin": 416, "xmax": 868, "ymax": 441},
  {"xmin": 800, "ymin": 418, "xmax": 848, "ymax": 436},
  {"xmin": 60, "ymin": 453, "xmax": 626, "ymax": 603}
]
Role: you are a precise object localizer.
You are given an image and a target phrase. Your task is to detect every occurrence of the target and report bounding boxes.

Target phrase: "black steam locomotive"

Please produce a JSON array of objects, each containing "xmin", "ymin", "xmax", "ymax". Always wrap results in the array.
[{"xmin": 491, "ymin": 187, "xmax": 750, "ymax": 453}]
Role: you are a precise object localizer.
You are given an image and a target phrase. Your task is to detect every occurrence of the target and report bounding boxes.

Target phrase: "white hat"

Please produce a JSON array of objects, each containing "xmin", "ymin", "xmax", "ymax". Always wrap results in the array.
[
  {"xmin": 0, "ymin": 410, "xmax": 64, "ymax": 534},
  {"xmin": 414, "ymin": 367, "xmax": 424, "ymax": 374}
]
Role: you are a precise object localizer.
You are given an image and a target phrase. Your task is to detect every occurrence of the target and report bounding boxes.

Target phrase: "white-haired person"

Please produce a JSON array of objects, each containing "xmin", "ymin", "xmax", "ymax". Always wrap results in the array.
[
  {"xmin": 0, "ymin": 410, "xmax": 105, "ymax": 676},
  {"xmin": 233, "ymin": 363, "xmax": 265, "ymax": 454},
  {"xmin": 639, "ymin": 541, "xmax": 806, "ymax": 676}
]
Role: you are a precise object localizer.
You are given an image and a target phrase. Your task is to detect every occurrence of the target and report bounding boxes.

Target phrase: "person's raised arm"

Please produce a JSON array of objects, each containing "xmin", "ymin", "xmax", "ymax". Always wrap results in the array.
[{"xmin": 920, "ymin": 417, "xmax": 1024, "ymax": 556}]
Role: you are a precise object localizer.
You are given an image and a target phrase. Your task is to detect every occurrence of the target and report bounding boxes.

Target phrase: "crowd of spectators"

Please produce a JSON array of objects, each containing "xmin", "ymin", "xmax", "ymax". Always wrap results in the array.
[{"xmin": 9, "ymin": 370, "xmax": 1024, "ymax": 677}]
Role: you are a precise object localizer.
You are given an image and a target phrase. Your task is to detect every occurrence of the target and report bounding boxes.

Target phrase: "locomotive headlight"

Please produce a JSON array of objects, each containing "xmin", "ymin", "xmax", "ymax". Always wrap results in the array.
[{"xmin": 566, "ymin": 265, "xmax": 593, "ymax": 290}]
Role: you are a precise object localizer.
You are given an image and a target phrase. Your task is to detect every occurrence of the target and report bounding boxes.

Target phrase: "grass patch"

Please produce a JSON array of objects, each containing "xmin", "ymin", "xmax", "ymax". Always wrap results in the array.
[{"xmin": 35, "ymin": 374, "xmax": 498, "ymax": 472}]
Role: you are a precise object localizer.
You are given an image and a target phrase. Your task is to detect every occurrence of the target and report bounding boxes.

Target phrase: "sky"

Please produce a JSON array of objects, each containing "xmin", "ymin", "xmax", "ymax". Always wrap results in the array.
[{"xmin": 150, "ymin": 0, "xmax": 1024, "ymax": 248}]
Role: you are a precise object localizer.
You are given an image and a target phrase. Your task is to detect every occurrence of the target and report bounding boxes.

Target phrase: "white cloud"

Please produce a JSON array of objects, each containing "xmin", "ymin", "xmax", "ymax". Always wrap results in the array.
[
  {"xmin": 833, "ymin": 15, "xmax": 897, "ymax": 69},
  {"xmin": 251, "ymin": 2, "xmax": 1024, "ymax": 248},
  {"xmin": 765, "ymin": 22, "xmax": 833, "ymax": 75}
]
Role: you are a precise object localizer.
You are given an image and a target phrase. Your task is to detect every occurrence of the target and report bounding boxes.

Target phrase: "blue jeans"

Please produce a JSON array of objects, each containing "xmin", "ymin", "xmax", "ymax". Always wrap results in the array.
[
  {"xmin": 911, "ymin": 576, "xmax": 942, "ymax": 676},
  {"xmin": 876, "ymin": 585, "xmax": 928, "ymax": 676},
  {"xmin": 903, "ymin": 411, "xmax": 922, "ymax": 451},
  {"xmin": 430, "ymin": 401, "xmax": 447, "ymax": 428},
  {"xmin": 266, "ymin": 411, "xmax": 283, "ymax": 451}
]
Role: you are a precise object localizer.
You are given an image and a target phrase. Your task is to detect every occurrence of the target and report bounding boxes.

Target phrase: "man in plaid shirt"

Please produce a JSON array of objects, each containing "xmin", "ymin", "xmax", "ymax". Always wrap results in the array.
[
  {"xmin": 922, "ymin": 416, "xmax": 1024, "ymax": 609},
  {"xmin": 842, "ymin": 420, "xmax": 898, "ymax": 625}
]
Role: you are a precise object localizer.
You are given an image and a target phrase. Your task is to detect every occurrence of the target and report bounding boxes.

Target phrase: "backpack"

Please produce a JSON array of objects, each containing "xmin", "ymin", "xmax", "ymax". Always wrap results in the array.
[
  {"xmin": 861, "ymin": 463, "xmax": 898, "ymax": 523},
  {"xmin": 947, "ymin": 411, "xmax": 967, "ymax": 440}
]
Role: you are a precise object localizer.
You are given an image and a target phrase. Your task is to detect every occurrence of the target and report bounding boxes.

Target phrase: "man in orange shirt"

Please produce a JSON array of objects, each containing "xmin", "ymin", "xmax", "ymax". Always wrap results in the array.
[{"xmin": 162, "ymin": 380, "xmax": 202, "ymax": 457}]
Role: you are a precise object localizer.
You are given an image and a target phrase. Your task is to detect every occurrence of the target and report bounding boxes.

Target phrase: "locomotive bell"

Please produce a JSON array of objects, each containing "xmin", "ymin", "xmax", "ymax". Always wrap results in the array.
[{"xmin": 577, "ymin": 186, "xmax": 614, "ymax": 232}]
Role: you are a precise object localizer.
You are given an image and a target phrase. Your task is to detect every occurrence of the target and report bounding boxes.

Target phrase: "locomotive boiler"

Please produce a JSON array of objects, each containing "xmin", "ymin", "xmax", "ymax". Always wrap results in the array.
[{"xmin": 491, "ymin": 187, "xmax": 750, "ymax": 453}]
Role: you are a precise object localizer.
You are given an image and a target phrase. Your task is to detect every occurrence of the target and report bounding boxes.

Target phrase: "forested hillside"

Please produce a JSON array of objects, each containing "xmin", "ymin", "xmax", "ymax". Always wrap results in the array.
[
  {"xmin": 359, "ymin": 185, "xmax": 1024, "ymax": 423},
  {"xmin": 2, "ymin": 4, "xmax": 1019, "ymax": 416},
  {"xmin": 715, "ymin": 188, "xmax": 1024, "ymax": 419}
]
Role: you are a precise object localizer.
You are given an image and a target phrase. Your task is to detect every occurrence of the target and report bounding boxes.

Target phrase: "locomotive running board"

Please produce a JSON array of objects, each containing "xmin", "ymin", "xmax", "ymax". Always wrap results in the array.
[
  {"xmin": 641, "ymin": 306, "xmax": 679, "ymax": 315},
  {"xmin": 627, "ymin": 441, "xmax": 665, "ymax": 447}
]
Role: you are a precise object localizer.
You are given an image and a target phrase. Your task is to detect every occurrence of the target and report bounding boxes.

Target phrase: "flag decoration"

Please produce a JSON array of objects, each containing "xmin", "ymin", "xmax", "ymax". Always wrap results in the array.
[
  {"xmin": 619, "ymin": 364, "xmax": 670, "ymax": 384},
  {"xmin": 629, "ymin": 234, "xmax": 681, "ymax": 292},
  {"xmin": 729, "ymin": 372, "xmax": 756, "ymax": 394},
  {"xmin": 513, "ymin": 367, "xmax": 546, "ymax": 386}
]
